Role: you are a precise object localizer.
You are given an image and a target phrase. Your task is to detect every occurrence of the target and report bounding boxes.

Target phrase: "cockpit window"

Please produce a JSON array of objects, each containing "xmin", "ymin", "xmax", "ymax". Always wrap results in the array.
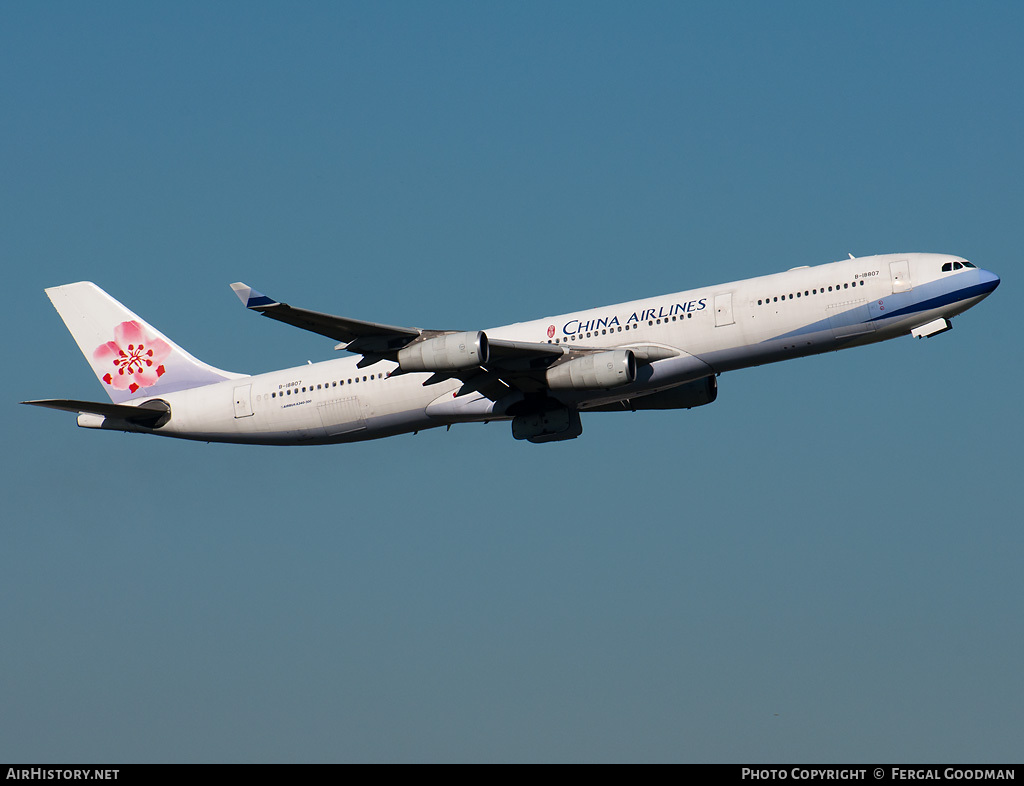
[
  {"xmin": 942, "ymin": 262, "xmax": 952, "ymax": 272},
  {"xmin": 961, "ymin": 260, "xmax": 977, "ymax": 268}
]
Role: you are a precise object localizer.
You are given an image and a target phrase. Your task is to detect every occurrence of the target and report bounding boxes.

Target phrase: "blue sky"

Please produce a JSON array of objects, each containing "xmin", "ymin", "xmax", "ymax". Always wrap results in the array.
[{"xmin": 3, "ymin": 2, "xmax": 1022, "ymax": 762}]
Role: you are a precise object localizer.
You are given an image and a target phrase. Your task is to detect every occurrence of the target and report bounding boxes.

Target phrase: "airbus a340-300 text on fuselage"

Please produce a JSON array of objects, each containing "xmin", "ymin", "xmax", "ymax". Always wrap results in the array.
[{"xmin": 24, "ymin": 253, "xmax": 999, "ymax": 444}]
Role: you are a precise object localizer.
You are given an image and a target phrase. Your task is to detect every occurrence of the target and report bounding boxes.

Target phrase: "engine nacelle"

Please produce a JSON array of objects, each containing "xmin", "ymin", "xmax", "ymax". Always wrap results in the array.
[
  {"xmin": 398, "ymin": 331, "xmax": 489, "ymax": 372},
  {"xmin": 591, "ymin": 375, "xmax": 718, "ymax": 411},
  {"xmin": 546, "ymin": 350, "xmax": 636, "ymax": 391}
]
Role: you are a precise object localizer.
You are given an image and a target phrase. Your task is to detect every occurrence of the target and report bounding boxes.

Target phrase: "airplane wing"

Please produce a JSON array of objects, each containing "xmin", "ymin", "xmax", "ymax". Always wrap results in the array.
[
  {"xmin": 486, "ymin": 338, "xmax": 565, "ymax": 365},
  {"xmin": 231, "ymin": 282, "xmax": 569, "ymax": 370},
  {"xmin": 230, "ymin": 283, "xmax": 672, "ymax": 394},
  {"xmin": 230, "ymin": 283, "xmax": 421, "ymax": 354}
]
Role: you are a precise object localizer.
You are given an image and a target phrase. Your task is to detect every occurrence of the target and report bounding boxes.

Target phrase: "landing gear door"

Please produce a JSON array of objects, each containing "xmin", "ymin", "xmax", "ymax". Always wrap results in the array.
[{"xmin": 890, "ymin": 259, "xmax": 912, "ymax": 293}]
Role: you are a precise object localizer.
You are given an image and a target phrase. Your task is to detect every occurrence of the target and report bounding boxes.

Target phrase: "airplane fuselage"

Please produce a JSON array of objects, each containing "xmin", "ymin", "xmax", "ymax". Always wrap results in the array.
[{"xmin": 88, "ymin": 252, "xmax": 996, "ymax": 445}]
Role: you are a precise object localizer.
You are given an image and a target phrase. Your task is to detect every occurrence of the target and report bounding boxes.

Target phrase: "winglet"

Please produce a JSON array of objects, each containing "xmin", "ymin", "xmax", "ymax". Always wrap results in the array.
[{"xmin": 230, "ymin": 282, "xmax": 279, "ymax": 309}]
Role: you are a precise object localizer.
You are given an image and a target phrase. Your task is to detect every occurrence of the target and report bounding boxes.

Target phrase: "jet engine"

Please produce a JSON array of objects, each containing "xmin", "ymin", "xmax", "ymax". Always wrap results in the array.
[
  {"xmin": 546, "ymin": 350, "xmax": 636, "ymax": 391},
  {"xmin": 397, "ymin": 331, "xmax": 489, "ymax": 372},
  {"xmin": 590, "ymin": 375, "xmax": 718, "ymax": 411}
]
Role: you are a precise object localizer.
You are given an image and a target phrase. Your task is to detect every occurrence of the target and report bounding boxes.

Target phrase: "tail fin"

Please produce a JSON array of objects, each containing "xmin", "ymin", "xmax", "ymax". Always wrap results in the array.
[{"xmin": 46, "ymin": 282, "xmax": 244, "ymax": 404}]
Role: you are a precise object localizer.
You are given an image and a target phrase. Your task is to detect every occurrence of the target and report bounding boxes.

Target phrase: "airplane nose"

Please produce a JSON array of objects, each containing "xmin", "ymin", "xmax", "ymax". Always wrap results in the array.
[{"xmin": 979, "ymin": 269, "xmax": 1000, "ymax": 294}]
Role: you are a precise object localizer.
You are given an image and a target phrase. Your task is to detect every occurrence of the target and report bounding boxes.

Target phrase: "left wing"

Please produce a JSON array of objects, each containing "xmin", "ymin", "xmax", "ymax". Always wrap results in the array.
[
  {"xmin": 230, "ymin": 283, "xmax": 421, "ymax": 354},
  {"xmin": 230, "ymin": 283, "xmax": 670, "ymax": 394},
  {"xmin": 231, "ymin": 282, "xmax": 568, "ymax": 376}
]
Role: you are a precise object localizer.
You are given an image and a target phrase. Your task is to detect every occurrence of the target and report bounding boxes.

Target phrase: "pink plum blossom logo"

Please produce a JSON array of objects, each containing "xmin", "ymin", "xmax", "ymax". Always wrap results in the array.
[{"xmin": 93, "ymin": 321, "xmax": 171, "ymax": 394}]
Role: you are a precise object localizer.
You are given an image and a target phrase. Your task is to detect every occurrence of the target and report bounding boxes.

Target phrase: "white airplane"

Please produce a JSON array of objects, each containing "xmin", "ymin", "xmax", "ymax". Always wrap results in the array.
[{"xmin": 24, "ymin": 253, "xmax": 999, "ymax": 445}]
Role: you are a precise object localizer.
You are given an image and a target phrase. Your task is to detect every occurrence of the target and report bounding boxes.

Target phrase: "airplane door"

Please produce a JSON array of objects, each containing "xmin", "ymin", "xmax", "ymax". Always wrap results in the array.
[
  {"xmin": 890, "ymin": 259, "xmax": 912, "ymax": 293},
  {"xmin": 233, "ymin": 384, "xmax": 254, "ymax": 418},
  {"xmin": 714, "ymin": 293, "xmax": 735, "ymax": 327}
]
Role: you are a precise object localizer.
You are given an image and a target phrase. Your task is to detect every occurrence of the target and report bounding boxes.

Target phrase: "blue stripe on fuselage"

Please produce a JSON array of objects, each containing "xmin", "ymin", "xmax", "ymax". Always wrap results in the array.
[
  {"xmin": 764, "ymin": 269, "xmax": 998, "ymax": 344},
  {"xmin": 867, "ymin": 273, "xmax": 998, "ymax": 322}
]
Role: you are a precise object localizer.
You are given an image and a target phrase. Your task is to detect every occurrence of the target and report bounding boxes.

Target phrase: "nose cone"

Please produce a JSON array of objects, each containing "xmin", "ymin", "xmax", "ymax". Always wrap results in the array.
[{"xmin": 978, "ymin": 268, "xmax": 1000, "ymax": 295}]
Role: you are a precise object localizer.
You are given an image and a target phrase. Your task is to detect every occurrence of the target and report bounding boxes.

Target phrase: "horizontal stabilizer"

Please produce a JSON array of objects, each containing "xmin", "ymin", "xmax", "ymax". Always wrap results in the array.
[{"xmin": 22, "ymin": 398, "xmax": 170, "ymax": 426}]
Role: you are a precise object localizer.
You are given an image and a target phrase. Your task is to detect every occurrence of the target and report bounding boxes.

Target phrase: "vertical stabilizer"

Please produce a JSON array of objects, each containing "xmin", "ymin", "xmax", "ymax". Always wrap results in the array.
[{"xmin": 46, "ymin": 282, "xmax": 244, "ymax": 403}]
